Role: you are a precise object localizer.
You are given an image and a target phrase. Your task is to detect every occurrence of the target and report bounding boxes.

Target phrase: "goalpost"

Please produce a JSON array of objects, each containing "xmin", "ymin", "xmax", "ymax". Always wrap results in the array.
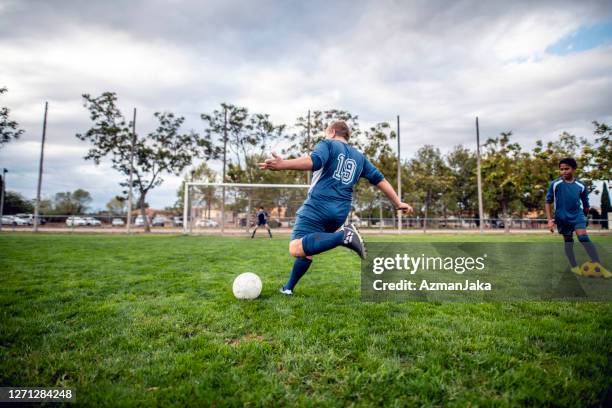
[{"xmin": 183, "ymin": 182, "xmax": 310, "ymax": 234}]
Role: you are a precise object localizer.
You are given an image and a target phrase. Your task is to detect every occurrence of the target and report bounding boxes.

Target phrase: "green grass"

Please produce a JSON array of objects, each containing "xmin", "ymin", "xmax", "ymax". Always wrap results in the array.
[{"xmin": 1, "ymin": 233, "xmax": 611, "ymax": 407}]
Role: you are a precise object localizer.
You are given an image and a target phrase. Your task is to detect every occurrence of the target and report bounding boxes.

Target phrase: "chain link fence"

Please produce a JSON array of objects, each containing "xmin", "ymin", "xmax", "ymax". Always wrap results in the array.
[{"xmin": 2, "ymin": 213, "xmax": 610, "ymax": 233}]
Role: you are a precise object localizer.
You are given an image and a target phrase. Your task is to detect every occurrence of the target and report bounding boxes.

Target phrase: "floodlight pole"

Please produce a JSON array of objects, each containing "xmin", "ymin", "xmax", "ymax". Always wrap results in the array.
[
  {"xmin": 183, "ymin": 182, "xmax": 189, "ymax": 234},
  {"xmin": 126, "ymin": 108, "xmax": 136, "ymax": 233},
  {"xmin": 306, "ymin": 109, "xmax": 311, "ymax": 184},
  {"xmin": 221, "ymin": 105, "xmax": 227, "ymax": 234},
  {"xmin": 476, "ymin": 117, "xmax": 484, "ymax": 233},
  {"xmin": 33, "ymin": 101, "xmax": 49, "ymax": 232},
  {"xmin": 397, "ymin": 115, "xmax": 402, "ymax": 233},
  {"xmin": 0, "ymin": 168, "xmax": 6, "ymax": 232}
]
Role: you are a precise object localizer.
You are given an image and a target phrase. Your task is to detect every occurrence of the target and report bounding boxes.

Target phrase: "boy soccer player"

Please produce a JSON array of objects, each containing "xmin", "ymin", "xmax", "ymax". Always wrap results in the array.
[
  {"xmin": 259, "ymin": 121, "xmax": 413, "ymax": 295},
  {"xmin": 545, "ymin": 158, "xmax": 610, "ymax": 277},
  {"xmin": 251, "ymin": 206, "xmax": 272, "ymax": 238}
]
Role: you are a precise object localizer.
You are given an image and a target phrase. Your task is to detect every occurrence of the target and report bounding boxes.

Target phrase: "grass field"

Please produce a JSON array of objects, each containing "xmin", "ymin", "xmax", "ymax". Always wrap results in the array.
[{"xmin": 1, "ymin": 233, "xmax": 611, "ymax": 406}]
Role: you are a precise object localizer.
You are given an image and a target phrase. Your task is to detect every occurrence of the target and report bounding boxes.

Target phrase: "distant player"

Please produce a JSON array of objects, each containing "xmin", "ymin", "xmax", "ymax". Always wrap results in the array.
[
  {"xmin": 545, "ymin": 157, "xmax": 610, "ymax": 277},
  {"xmin": 251, "ymin": 206, "xmax": 272, "ymax": 239},
  {"xmin": 259, "ymin": 121, "xmax": 413, "ymax": 295}
]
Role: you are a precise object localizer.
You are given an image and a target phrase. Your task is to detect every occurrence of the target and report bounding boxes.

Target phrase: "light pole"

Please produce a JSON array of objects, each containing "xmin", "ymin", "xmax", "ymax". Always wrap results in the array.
[
  {"xmin": 34, "ymin": 101, "xmax": 49, "ymax": 232},
  {"xmin": 476, "ymin": 117, "xmax": 484, "ymax": 233},
  {"xmin": 126, "ymin": 108, "xmax": 137, "ymax": 233},
  {"xmin": 397, "ymin": 115, "xmax": 401, "ymax": 233},
  {"xmin": 0, "ymin": 168, "xmax": 7, "ymax": 232}
]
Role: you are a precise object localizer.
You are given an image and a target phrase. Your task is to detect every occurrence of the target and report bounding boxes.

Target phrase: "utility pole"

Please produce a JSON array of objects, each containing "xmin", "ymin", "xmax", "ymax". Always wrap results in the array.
[
  {"xmin": 476, "ymin": 117, "xmax": 484, "ymax": 233},
  {"xmin": 126, "ymin": 108, "xmax": 137, "ymax": 233},
  {"xmin": 221, "ymin": 105, "xmax": 227, "ymax": 234},
  {"xmin": 0, "ymin": 168, "xmax": 7, "ymax": 232},
  {"xmin": 33, "ymin": 101, "xmax": 49, "ymax": 232},
  {"xmin": 306, "ymin": 110, "xmax": 311, "ymax": 184},
  {"xmin": 397, "ymin": 115, "xmax": 402, "ymax": 233}
]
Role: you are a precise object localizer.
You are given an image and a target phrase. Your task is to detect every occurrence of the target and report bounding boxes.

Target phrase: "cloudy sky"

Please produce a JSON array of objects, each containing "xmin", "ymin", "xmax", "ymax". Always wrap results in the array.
[{"xmin": 1, "ymin": 0, "xmax": 611, "ymax": 211}]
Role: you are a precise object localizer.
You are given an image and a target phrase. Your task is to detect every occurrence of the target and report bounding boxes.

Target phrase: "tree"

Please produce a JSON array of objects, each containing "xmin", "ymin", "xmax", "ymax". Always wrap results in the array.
[
  {"xmin": 106, "ymin": 196, "xmax": 127, "ymax": 215},
  {"xmin": 200, "ymin": 104, "xmax": 289, "ymax": 222},
  {"xmin": 407, "ymin": 145, "xmax": 452, "ymax": 228},
  {"xmin": 2, "ymin": 191, "xmax": 34, "ymax": 214},
  {"xmin": 287, "ymin": 109, "xmax": 362, "ymax": 156},
  {"xmin": 176, "ymin": 162, "xmax": 220, "ymax": 218},
  {"xmin": 242, "ymin": 113, "xmax": 285, "ymax": 183},
  {"xmin": 355, "ymin": 122, "xmax": 397, "ymax": 222},
  {"xmin": 481, "ymin": 132, "xmax": 527, "ymax": 222},
  {"xmin": 200, "ymin": 103, "xmax": 247, "ymax": 181},
  {"xmin": 0, "ymin": 87, "xmax": 24, "ymax": 149},
  {"xmin": 53, "ymin": 189, "xmax": 92, "ymax": 215},
  {"xmin": 77, "ymin": 92, "xmax": 207, "ymax": 232},
  {"xmin": 446, "ymin": 145, "xmax": 478, "ymax": 218},
  {"xmin": 579, "ymin": 121, "xmax": 611, "ymax": 193},
  {"xmin": 601, "ymin": 182, "xmax": 610, "ymax": 229},
  {"xmin": 201, "ymin": 104, "xmax": 285, "ymax": 184}
]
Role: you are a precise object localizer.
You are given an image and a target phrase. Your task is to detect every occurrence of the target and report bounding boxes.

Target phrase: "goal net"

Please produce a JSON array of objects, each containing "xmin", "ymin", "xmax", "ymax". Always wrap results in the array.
[{"xmin": 182, "ymin": 182, "xmax": 310, "ymax": 234}]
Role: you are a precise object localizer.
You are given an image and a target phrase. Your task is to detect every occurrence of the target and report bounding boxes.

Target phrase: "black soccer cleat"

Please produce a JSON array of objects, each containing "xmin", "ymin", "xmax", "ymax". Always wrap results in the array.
[{"xmin": 342, "ymin": 223, "xmax": 367, "ymax": 260}]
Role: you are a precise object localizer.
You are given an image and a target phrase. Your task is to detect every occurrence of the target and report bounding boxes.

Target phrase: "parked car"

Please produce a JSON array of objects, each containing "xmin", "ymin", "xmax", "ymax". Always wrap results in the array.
[
  {"xmin": 172, "ymin": 216, "xmax": 183, "ymax": 227},
  {"xmin": 14, "ymin": 213, "xmax": 45, "ymax": 225},
  {"xmin": 152, "ymin": 216, "xmax": 167, "ymax": 227},
  {"xmin": 134, "ymin": 215, "xmax": 149, "ymax": 226},
  {"xmin": 84, "ymin": 217, "xmax": 102, "ymax": 226},
  {"xmin": 15, "ymin": 213, "xmax": 37, "ymax": 225},
  {"xmin": 2, "ymin": 215, "xmax": 28, "ymax": 226},
  {"xmin": 490, "ymin": 219, "xmax": 505, "ymax": 229},
  {"xmin": 111, "ymin": 218, "xmax": 125, "ymax": 226},
  {"xmin": 66, "ymin": 216, "xmax": 87, "ymax": 227},
  {"xmin": 196, "ymin": 218, "xmax": 219, "ymax": 228}
]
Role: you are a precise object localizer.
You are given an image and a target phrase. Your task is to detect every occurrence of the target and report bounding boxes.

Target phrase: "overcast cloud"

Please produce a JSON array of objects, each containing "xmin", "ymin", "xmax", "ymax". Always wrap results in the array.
[{"xmin": 1, "ymin": 0, "xmax": 611, "ymax": 210}]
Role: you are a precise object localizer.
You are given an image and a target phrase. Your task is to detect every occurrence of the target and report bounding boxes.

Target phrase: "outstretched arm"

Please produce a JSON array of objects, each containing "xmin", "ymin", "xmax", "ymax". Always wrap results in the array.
[
  {"xmin": 376, "ymin": 179, "xmax": 413, "ymax": 214},
  {"xmin": 258, "ymin": 152, "xmax": 313, "ymax": 171}
]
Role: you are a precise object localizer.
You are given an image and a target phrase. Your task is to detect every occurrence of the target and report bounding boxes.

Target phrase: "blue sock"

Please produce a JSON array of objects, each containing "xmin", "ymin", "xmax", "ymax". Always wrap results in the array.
[
  {"xmin": 301, "ymin": 231, "xmax": 344, "ymax": 256},
  {"xmin": 578, "ymin": 234, "xmax": 600, "ymax": 262},
  {"xmin": 284, "ymin": 257, "xmax": 312, "ymax": 291},
  {"xmin": 563, "ymin": 235, "xmax": 577, "ymax": 267},
  {"xmin": 564, "ymin": 242, "xmax": 577, "ymax": 267}
]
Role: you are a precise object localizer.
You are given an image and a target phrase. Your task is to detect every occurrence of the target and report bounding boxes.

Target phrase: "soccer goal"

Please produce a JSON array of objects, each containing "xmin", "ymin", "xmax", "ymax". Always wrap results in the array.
[{"xmin": 182, "ymin": 182, "xmax": 310, "ymax": 234}]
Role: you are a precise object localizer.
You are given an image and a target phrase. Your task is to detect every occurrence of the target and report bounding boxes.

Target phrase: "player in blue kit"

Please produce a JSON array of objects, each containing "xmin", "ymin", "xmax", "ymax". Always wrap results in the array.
[
  {"xmin": 251, "ymin": 206, "xmax": 272, "ymax": 238},
  {"xmin": 259, "ymin": 121, "xmax": 413, "ymax": 295},
  {"xmin": 545, "ymin": 157, "xmax": 610, "ymax": 277}
]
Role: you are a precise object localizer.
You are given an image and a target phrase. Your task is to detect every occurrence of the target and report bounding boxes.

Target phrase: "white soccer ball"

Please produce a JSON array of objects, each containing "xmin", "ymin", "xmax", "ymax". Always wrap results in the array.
[{"xmin": 232, "ymin": 272, "xmax": 262, "ymax": 300}]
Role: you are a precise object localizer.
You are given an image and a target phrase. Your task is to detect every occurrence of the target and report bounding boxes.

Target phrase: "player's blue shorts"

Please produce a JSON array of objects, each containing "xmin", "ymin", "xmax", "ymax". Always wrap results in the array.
[
  {"xmin": 257, "ymin": 219, "xmax": 267, "ymax": 226},
  {"xmin": 291, "ymin": 199, "xmax": 350, "ymax": 240},
  {"xmin": 555, "ymin": 217, "xmax": 587, "ymax": 235}
]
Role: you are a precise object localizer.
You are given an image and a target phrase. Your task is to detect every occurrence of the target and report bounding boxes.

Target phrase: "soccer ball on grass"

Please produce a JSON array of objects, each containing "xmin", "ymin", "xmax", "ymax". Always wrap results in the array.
[
  {"xmin": 580, "ymin": 261, "xmax": 604, "ymax": 278},
  {"xmin": 232, "ymin": 272, "xmax": 262, "ymax": 299}
]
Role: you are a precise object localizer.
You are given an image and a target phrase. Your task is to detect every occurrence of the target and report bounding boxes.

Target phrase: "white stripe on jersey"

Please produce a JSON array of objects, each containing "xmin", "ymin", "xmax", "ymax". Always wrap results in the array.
[
  {"xmin": 552, "ymin": 178, "xmax": 564, "ymax": 208},
  {"xmin": 575, "ymin": 180, "xmax": 586, "ymax": 210},
  {"xmin": 309, "ymin": 168, "xmax": 323, "ymax": 194}
]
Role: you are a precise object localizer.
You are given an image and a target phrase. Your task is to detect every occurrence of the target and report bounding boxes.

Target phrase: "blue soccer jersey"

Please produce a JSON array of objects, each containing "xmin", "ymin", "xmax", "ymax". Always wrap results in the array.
[
  {"xmin": 545, "ymin": 177, "xmax": 589, "ymax": 223},
  {"xmin": 308, "ymin": 139, "xmax": 384, "ymax": 203},
  {"xmin": 257, "ymin": 210, "xmax": 268, "ymax": 224},
  {"xmin": 291, "ymin": 139, "xmax": 384, "ymax": 240}
]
